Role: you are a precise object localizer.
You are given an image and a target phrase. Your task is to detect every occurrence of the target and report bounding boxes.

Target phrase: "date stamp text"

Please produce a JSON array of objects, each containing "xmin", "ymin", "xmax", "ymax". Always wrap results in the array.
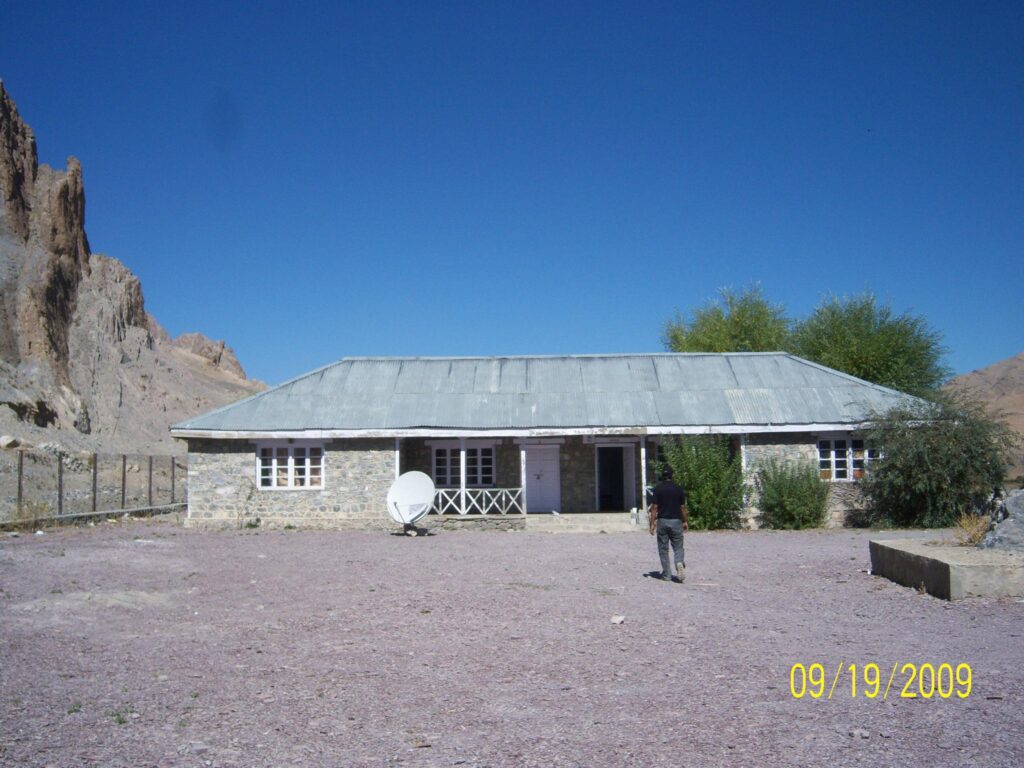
[{"xmin": 789, "ymin": 662, "xmax": 973, "ymax": 700}]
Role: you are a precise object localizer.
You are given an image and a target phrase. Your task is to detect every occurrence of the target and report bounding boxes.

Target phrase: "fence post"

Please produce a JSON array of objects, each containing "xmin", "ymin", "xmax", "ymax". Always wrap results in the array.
[
  {"xmin": 57, "ymin": 453, "xmax": 64, "ymax": 517},
  {"xmin": 147, "ymin": 455, "xmax": 153, "ymax": 507},
  {"xmin": 121, "ymin": 455, "xmax": 127, "ymax": 510},
  {"xmin": 91, "ymin": 453, "xmax": 98, "ymax": 512},
  {"xmin": 17, "ymin": 450, "xmax": 23, "ymax": 515},
  {"xmin": 170, "ymin": 456, "xmax": 176, "ymax": 504}
]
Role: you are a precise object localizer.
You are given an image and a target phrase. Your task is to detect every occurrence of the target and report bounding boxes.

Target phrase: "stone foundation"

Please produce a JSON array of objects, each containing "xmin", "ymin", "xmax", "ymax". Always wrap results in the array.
[
  {"xmin": 826, "ymin": 482, "xmax": 868, "ymax": 527},
  {"xmin": 423, "ymin": 514, "xmax": 527, "ymax": 532}
]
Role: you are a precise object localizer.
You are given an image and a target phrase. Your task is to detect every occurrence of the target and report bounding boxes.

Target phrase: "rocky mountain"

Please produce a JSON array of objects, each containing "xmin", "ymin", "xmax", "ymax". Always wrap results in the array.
[
  {"xmin": 947, "ymin": 352, "xmax": 1024, "ymax": 482},
  {"xmin": 0, "ymin": 80, "xmax": 263, "ymax": 455}
]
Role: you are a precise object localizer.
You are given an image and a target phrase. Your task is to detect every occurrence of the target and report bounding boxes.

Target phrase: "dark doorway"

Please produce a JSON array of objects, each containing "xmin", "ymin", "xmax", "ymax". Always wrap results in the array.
[{"xmin": 597, "ymin": 447, "xmax": 625, "ymax": 511}]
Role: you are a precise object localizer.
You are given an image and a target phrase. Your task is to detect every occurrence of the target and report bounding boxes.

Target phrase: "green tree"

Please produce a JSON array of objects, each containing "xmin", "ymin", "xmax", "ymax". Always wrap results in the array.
[
  {"xmin": 659, "ymin": 435, "xmax": 745, "ymax": 529},
  {"xmin": 663, "ymin": 285, "xmax": 790, "ymax": 353},
  {"xmin": 789, "ymin": 293, "xmax": 949, "ymax": 397},
  {"xmin": 860, "ymin": 390, "xmax": 1020, "ymax": 528}
]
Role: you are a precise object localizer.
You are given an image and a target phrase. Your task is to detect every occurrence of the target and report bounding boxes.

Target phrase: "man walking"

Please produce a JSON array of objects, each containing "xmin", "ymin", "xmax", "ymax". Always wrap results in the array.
[{"xmin": 648, "ymin": 466, "xmax": 688, "ymax": 582}]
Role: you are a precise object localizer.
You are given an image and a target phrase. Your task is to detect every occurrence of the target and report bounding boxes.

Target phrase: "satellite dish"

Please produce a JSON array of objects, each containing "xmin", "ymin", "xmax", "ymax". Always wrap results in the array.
[{"xmin": 386, "ymin": 471, "xmax": 436, "ymax": 525}]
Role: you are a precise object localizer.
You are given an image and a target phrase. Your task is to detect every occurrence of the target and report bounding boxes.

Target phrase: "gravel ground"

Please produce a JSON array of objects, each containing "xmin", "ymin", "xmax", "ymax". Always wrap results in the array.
[{"xmin": 1, "ymin": 520, "xmax": 1022, "ymax": 768}]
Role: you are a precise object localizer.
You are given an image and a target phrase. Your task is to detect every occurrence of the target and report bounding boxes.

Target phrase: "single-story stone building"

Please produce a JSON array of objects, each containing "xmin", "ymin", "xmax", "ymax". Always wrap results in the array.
[{"xmin": 170, "ymin": 353, "xmax": 914, "ymax": 529}]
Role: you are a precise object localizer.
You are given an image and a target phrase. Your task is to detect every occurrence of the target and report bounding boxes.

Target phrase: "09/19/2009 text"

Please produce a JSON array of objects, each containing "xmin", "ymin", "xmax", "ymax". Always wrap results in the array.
[{"xmin": 789, "ymin": 662, "xmax": 972, "ymax": 700}]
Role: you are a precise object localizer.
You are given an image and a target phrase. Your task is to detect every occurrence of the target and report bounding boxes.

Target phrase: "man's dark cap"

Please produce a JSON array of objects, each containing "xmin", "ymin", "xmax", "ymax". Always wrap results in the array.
[{"xmin": 662, "ymin": 466, "xmax": 674, "ymax": 480}]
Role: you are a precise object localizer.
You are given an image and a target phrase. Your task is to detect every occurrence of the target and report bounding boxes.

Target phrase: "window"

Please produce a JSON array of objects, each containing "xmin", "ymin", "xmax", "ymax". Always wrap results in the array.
[
  {"xmin": 850, "ymin": 439, "xmax": 879, "ymax": 480},
  {"xmin": 433, "ymin": 446, "xmax": 495, "ymax": 487},
  {"xmin": 258, "ymin": 443, "xmax": 324, "ymax": 489},
  {"xmin": 818, "ymin": 436, "xmax": 878, "ymax": 481}
]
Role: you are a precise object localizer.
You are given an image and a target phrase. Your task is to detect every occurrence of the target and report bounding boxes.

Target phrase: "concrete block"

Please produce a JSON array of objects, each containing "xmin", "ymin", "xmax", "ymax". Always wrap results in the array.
[{"xmin": 870, "ymin": 538, "xmax": 1024, "ymax": 600}]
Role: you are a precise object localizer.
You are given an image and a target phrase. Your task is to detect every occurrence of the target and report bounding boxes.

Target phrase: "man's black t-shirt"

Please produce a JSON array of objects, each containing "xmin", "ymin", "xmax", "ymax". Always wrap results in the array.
[{"xmin": 651, "ymin": 480, "xmax": 687, "ymax": 520}]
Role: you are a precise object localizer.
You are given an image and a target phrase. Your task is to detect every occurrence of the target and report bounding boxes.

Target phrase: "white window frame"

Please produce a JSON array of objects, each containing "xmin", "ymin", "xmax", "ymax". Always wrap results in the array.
[
  {"xmin": 816, "ymin": 434, "xmax": 878, "ymax": 482},
  {"xmin": 255, "ymin": 440, "xmax": 326, "ymax": 490},
  {"xmin": 427, "ymin": 440, "xmax": 497, "ymax": 488}
]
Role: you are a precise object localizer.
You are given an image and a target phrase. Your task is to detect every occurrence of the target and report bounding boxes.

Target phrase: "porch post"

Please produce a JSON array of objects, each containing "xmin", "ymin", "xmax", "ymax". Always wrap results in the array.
[
  {"xmin": 640, "ymin": 439, "xmax": 648, "ymax": 519},
  {"xmin": 459, "ymin": 437, "xmax": 467, "ymax": 515},
  {"xmin": 519, "ymin": 444, "xmax": 527, "ymax": 515},
  {"xmin": 394, "ymin": 437, "xmax": 401, "ymax": 480}
]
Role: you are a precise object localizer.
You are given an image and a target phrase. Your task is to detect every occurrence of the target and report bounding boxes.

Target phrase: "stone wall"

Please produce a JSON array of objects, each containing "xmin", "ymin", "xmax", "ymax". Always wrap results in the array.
[
  {"xmin": 744, "ymin": 432, "xmax": 819, "ymax": 469},
  {"xmin": 741, "ymin": 432, "xmax": 866, "ymax": 528},
  {"xmin": 401, "ymin": 438, "xmax": 430, "ymax": 476},
  {"xmin": 559, "ymin": 437, "xmax": 595, "ymax": 513},
  {"xmin": 184, "ymin": 432, "xmax": 870, "ymax": 529},
  {"xmin": 494, "ymin": 442, "xmax": 520, "ymax": 488},
  {"xmin": 185, "ymin": 438, "xmax": 394, "ymax": 528}
]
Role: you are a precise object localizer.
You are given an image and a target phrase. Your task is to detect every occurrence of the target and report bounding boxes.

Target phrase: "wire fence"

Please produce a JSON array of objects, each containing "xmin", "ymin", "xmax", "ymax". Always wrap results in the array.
[{"xmin": 0, "ymin": 450, "xmax": 187, "ymax": 526}]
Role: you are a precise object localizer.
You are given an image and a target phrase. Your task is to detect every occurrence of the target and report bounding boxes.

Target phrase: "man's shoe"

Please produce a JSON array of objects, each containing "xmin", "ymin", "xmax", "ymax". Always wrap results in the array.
[{"xmin": 675, "ymin": 563, "xmax": 686, "ymax": 582}]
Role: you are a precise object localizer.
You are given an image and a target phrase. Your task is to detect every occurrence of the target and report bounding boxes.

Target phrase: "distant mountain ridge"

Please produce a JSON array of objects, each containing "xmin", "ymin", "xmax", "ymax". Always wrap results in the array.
[
  {"xmin": 0, "ymin": 80, "xmax": 263, "ymax": 454},
  {"xmin": 947, "ymin": 352, "xmax": 1024, "ymax": 481}
]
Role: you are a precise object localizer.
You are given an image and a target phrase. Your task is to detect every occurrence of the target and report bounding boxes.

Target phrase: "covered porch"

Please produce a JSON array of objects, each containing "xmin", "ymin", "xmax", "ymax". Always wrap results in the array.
[{"xmin": 393, "ymin": 435, "xmax": 659, "ymax": 518}]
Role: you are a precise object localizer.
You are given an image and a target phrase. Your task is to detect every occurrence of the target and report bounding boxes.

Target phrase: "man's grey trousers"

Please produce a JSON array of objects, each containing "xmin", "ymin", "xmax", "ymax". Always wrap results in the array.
[{"xmin": 656, "ymin": 518, "xmax": 685, "ymax": 579}]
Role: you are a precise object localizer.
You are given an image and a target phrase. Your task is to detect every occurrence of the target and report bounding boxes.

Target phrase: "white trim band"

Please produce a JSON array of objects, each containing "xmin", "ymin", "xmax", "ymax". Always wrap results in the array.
[{"xmin": 173, "ymin": 422, "xmax": 870, "ymax": 440}]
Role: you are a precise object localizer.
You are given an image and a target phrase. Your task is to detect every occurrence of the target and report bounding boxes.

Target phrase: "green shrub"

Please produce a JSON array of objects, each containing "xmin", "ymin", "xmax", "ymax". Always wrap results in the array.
[
  {"xmin": 754, "ymin": 459, "xmax": 830, "ymax": 529},
  {"xmin": 660, "ymin": 435, "xmax": 744, "ymax": 529},
  {"xmin": 861, "ymin": 390, "xmax": 1019, "ymax": 528}
]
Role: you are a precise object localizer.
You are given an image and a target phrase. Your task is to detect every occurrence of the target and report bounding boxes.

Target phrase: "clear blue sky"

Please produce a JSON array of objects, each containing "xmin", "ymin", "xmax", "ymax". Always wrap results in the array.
[{"xmin": 3, "ymin": 1, "xmax": 1022, "ymax": 385}]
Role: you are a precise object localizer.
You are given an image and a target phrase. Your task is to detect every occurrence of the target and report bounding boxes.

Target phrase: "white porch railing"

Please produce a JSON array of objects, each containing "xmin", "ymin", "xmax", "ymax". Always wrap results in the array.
[{"xmin": 432, "ymin": 487, "xmax": 525, "ymax": 516}]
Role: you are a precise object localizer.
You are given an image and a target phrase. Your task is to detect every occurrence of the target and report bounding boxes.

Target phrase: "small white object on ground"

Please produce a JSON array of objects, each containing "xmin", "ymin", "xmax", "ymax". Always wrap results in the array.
[
  {"xmin": 610, "ymin": 615, "xmax": 625, "ymax": 625},
  {"xmin": 35, "ymin": 530, "xmax": 45, "ymax": 536}
]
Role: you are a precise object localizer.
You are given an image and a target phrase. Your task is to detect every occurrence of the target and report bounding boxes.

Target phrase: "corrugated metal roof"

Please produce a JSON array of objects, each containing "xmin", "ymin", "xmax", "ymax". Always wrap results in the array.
[{"xmin": 171, "ymin": 353, "xmax": 917, "ymax": 434}]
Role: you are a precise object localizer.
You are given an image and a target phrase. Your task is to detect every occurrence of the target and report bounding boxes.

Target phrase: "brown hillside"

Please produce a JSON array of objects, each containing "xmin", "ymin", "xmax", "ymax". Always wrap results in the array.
[{"xmin": 947, "ymin": 352, "xmax": 1024, "ymax": 481}]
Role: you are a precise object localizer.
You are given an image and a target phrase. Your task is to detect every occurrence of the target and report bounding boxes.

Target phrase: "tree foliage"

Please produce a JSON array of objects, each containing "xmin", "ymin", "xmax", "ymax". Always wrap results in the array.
[
  {"xmin": 789, "ymin": 293, "xmax": 949, "ymax": 397},
  {"xmin": 663, "ymin": 285, "xmax": 790, "ymax": 353},
  {"xmin": 860, "ymin": 390, "xmax": 1020, "ymax": 528},
  {"xmin": 753, "ymin": 458, "xmax": 830, "ymax": 529},
  {"xmin": 662, "ymin": 287, "xmax": 950, "ymax": 397},
  {"xmin": 659, "ymin": 435, "xmax": 744, "ymax": 529}
]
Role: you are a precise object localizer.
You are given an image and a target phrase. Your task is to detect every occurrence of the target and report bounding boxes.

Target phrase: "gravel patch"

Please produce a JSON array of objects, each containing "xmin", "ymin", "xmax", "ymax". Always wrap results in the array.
[{"xmin": 1, "ymin": 521, "xmax": 1022, "ymax": 767}]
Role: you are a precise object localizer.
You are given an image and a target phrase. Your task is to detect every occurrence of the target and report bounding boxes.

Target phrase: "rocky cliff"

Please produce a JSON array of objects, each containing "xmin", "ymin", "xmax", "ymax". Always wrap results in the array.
[{"xmin": 0, "ymin": 80, "xmax": 263, "ymax": 454}]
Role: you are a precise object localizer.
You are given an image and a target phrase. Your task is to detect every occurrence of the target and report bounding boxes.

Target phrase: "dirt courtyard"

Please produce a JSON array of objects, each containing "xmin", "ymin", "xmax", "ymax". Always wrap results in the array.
[{"xmin": 1, "ymin": 520, "xmax": 1022, "ymax": 768}]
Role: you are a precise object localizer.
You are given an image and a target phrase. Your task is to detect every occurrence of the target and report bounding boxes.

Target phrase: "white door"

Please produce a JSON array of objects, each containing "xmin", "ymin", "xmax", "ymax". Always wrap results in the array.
[{"xmin": 525, "ymin": 445, "xmax": 561, "ymax": 513}]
